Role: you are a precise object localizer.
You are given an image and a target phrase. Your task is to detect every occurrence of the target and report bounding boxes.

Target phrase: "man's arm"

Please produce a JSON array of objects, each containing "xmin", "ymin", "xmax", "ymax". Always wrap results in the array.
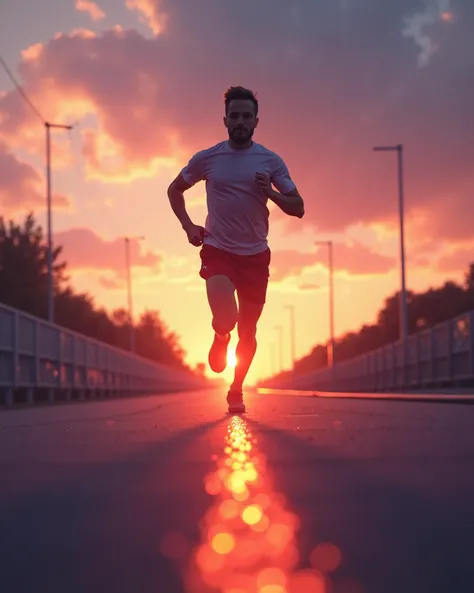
[
  {"xmin": 167, "ymin": 150, "xmax": 206, "ymax": 231},
  {"xmin": 268, "ymin": 186, "xmax": 305, "ymax": 218},
  {"xmin": 167, "ymin": 173, "xmax": 194, "ymax": 231},
  {"xmin": 255, "ymin": 173, "xmax": 305, "ymax": 218}
]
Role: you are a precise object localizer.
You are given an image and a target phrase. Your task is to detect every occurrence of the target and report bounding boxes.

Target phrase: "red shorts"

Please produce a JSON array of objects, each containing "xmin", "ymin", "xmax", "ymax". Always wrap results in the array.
[{"xmin": 199, "ymin": 244, "xmax": 271, "ymax": 305}]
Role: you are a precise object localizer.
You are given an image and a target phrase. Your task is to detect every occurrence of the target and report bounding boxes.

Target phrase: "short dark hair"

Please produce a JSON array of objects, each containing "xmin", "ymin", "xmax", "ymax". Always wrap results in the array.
[{"xmin": 224, "ymin": 86, "xmax": 259, "ymax": 115}]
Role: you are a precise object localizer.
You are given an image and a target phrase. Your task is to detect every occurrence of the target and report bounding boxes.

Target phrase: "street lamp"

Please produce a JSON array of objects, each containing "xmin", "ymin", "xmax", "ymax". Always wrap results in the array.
[
  {"xmin": 45, "ymin": 122, "xmax": 73, "ymax": 323},
  {"xmin": 373, "ymin": 144, "xmax": 408, "ymax": 343},
  {"xmin": 315, "ymin": 240, "xmax": 335, "ymax": 368},
  {"xmin": 124, "ymin": 235, "xmax": 145, "ymax": 352},
  {"xmin": 0, "ymin": 57, "xmax": 73, "ymax": 323},
  {"xmin": 284, "ymin": 304, "xmax": 296, "ymax": 370}
]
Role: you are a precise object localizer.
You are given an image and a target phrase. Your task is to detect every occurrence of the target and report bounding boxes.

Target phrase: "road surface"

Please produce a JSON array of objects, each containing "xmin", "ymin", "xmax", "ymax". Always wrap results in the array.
[{"xmin": 1, "ymin": 388, "xmax": 474, "ymax": 593}]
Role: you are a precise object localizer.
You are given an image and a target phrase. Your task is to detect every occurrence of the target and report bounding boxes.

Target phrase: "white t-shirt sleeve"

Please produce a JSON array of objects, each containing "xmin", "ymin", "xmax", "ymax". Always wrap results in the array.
[
  {"xmin": 271, "ymin": 156, "xmax": 297, "ymax": 194},
  {"xmin": 181, "ymin": 150, "xmax": 206, "ymax": 186}
]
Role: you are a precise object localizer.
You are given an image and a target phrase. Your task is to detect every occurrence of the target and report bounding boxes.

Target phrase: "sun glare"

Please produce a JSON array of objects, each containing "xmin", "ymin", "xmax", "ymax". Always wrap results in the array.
[{"xmin": 227, "ymin": 349, "xmax": 237, "ymax": 368}]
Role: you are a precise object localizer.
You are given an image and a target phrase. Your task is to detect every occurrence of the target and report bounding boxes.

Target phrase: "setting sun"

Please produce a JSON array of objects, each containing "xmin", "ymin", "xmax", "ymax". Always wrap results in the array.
[{"xmin": 227, "ymin": 349, "xmax": 237, "ymax": 368}]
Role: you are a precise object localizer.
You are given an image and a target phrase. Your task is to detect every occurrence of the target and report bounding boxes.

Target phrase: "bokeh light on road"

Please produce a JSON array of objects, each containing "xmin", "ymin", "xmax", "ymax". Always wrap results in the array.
[{"xmin": 181, "ymin": 415, "xmax": 343, "ymax": 592}]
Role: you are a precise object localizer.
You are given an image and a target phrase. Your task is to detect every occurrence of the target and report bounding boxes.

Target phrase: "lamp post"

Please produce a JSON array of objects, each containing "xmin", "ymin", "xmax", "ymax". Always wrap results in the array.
[
  {"xmin": 315, "ymin": 240, "xmax": 335, "ymax": 367},
  {"xmin": 124, "ymin": 235, "xmax": 145, "ymax": 352},
  {"xmin": 46, "ymin": 122, "xmax": 73, "ymax": 323},
  {"xmin": 373, "ymin": 144, "xmax": 408, "ymax": 343},
  {"xmin": 0, "ymin": 58, "xmax": 74, "ymax": 323}
]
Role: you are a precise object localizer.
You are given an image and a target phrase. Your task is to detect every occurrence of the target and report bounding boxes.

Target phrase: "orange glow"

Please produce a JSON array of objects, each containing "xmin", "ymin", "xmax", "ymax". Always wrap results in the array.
[
  {"xmin": 219, "ymin": 499, "xmax": 240, "ymax": 520},
  {"xmin": 211, "ymin": 532, "xmax": 235, "ymax": 555},
  {"xmin": 287, "ymin": 569, "xmax": 326, "ymax": 592},
  {"xmin": 182, "ymin": 416, "xmax": 345, "ymax": 592},
  {"xmin": 242, "ymin": 504, "xmax": 263, "ymax": 525},
  {"xmin": 257, "ymin": 567, "xmax": 287, "ymax": 588},
  {"xmin": 310, "ymin": 542, "xmax": 342, "ymax": 573},
  {"xmin": 21, "ymin": 42, "xmax": 44, "ymax": 61},
  {"xmin": 227, "ymin": 348, "xmax": 237, "ymax": 368},
  {"xmin": 75, "ymin": 0, "xmax": 105, "ymax": 21},
  {"xmin": 441, "ymin": 11, "xmax": 454, "ymax": 23},
  {"xmin": 259, "ymin": 586, "xmax": 286, "ymax": 593},
  {"xmin": 126, "ymin": 0, "xmax": 167, "ymax": 35}
]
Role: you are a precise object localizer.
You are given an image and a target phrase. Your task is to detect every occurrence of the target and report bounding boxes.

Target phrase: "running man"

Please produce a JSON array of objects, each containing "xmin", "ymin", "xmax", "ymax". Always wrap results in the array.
[{"xmin": 167, "ymin": 86, "xmax": 304, "ymax": 413}]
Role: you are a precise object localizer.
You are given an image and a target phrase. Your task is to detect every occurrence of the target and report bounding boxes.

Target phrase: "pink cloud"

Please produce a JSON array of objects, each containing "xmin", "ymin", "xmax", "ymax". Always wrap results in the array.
[
  {"xmin": 314, "ymin": 241, "xmax": 396, "ymax": 275},
  {"xmin": 0, "ymin": 143, "xmax": 70, "ymax": 212},
  {"xmin": 99, "ymin": 275, "xmax": 125, "ymax": 290},
  {"xmin": 75, "ymin": 0, "xmax": 105, "ymax": 21},
  {"xmin": 270, "ymin": 251, "xmax": 316, "ymax": 282},
  {"xmin": 436, "ymin": 246, "xmax": 474, "ymax": 273},
  {"xmin": 0, "ymin": 28, "xmax": 185, "ymax": 182},
  {"xmin": 125, "ymin": 0, "xmax": 166, "ymax": 34},
  {"xmin": 299, "ymin": 283, "xmax": 321, "ymax": 291},
  {"xmin": 412, "ymin": 188, "xmax": 474, "ymax": 242},
  {"xmin": 270, "ymin": 242, "xmax": 395, "ymax": 283},
  {"xmin": 54, "ymin": 227, "xmax": 161, "ymax": 273}
]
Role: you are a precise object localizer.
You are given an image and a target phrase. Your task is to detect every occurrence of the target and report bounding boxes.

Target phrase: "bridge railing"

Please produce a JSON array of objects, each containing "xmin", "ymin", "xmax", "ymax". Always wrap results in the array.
[
  {"xmin": 0, "ymin": 302, "xmax": 208, "ymax": 407},
  {"xmin": 261, "ymin": 310, "xmax": 474, "ymax": 392}
]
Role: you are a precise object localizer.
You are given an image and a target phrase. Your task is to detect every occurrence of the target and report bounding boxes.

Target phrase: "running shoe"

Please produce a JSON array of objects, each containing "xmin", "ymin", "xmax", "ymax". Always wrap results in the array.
[
  {"xmin": 227, "ymin": 388, "xmax": 246, "ymax": 413},
  {"xmin": 208, "ymin": 332, "xmax": 230, "ymax": 373}
]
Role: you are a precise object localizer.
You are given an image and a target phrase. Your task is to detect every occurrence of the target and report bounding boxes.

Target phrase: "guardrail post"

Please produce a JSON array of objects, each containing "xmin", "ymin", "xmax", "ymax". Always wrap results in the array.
[
  {"xmin": 34, "ymin": 319, "xmax": 40, "ymax": 392},
  {"xmin": 6, "ymin": 311, "xmax": 19, "ymax": 406},
  {"xmin": 1, "ymin": 300, "xmax": 208, "ymax": 407},
  {"xmin": 71, "ymin": 334, "xmax": 76, "ymax": 401},
  {"xmin": 13, "ymin": 309, "xmax": 19, "ymax": 390},
  {"xmin": 57, "ymin": 329, "xmax": 62, "ymax": 400},
  {"xmin": 429, "ymin": 328, "xmax": 435, "ymax": 386},
  {"xmin": 447, "ymin": 319, "xmax": 453, "ymax": 383},
  {"xmin": 415, "ymin": 333, "xmax": 421, "ymax": 388},
  {"xmin": 469, "ymin": 311, "xmax": 474, "ymax": 377},
  {"xmin": 402, "ymin": 339, "xmax": 408, "ymax": 391}
]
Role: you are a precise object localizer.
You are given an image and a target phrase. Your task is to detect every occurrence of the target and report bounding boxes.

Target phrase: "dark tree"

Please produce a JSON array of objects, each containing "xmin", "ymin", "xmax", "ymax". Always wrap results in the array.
[{"xmin": 0, "ymin": 213, "xmax": 66, "ymax": 318}]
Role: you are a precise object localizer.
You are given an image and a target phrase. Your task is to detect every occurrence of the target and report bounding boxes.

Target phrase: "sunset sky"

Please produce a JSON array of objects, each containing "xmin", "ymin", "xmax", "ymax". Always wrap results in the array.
[{"xmin": 1, "ymin": 0, "xmax": 473, "ymax": 385}]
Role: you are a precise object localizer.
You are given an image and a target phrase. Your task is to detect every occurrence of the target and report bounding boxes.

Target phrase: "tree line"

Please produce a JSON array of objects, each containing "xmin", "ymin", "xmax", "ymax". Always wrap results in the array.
[
  {"xmin": 270, "ymin": 262, "xmax": 474, "ymax": 381},
  {"xmin": 0, "ymin": 213, "xmax": 202, "ymax": 375}
]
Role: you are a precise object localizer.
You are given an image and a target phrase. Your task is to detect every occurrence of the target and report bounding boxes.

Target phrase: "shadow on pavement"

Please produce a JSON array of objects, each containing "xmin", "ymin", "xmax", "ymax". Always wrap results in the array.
[
  {"xmin": 0, "ymin": 416, "xmax": 228, "ymax": 593},
  {"xmin": 246, "ymin": 417, "xmax": 474, "ymax": 593}
]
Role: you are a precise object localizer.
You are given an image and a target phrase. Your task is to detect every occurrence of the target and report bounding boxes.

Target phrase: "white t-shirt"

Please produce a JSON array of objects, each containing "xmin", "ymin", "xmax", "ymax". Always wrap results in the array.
[{"xmin": 180, "ymin": 140, "xmax": 296, "ymax": 256}]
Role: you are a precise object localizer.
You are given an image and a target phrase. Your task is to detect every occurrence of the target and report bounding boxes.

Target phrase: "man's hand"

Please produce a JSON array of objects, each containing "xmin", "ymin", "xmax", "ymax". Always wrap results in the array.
[
  {"xmin": 256, "ymin": 174, "xmax": 305, "ymax": 218},
  {"xmin": 183, "ymin": 222, "xmax": 207, "ymax": 246},
  {"xmin": 255, "ymin": 172, "xmax": 274, "ymax": 198}
]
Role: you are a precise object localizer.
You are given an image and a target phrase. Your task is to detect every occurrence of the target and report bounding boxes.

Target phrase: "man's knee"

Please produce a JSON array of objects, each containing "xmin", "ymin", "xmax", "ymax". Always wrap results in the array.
[
  {"xmin": 213, "ymin": 313, "xmax": 238, "ymax": 336},
  {"xmin": 206, "ymin": 274, "xmax": 238, "ymax": 335}
]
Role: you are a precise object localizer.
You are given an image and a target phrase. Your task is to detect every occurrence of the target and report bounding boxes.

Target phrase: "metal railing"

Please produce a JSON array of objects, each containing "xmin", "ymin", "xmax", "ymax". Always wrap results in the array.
[
  {"xmin": 262, "ymin": 310, "xmax": 474, "ymax": 393},
  {"xmin": 0, "ymin": 302, "xmax": 209, "ymax": 407}
]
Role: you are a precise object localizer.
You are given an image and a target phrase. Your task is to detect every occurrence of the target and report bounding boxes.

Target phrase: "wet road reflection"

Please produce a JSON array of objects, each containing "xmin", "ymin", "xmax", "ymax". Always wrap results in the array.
[{"xmin": 181, "ymin": 415, "xmax": 343, "ymax": 593}]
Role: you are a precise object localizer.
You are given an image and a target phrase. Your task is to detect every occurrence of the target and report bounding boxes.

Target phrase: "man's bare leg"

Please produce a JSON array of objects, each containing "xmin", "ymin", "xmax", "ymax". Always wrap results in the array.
[
  {"xmin": 227, "ymin": 295, "xmax": 264, "ymax": 411},
  {"xmin": 206, "ymin": 275, "xmax": 238, "ymax": 372}
]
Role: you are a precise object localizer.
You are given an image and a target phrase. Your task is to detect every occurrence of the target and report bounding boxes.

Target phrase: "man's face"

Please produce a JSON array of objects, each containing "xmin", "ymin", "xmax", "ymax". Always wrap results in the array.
[{"xmin": 224, "ymin": 99, "xmax": 259, "ymax": 145}]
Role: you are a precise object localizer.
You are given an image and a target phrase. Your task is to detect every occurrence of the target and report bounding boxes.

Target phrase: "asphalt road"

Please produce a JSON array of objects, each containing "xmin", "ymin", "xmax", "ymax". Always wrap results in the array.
[{"xmin": 1, "ymin": 389, "xmax": 474, "ymax": 593}]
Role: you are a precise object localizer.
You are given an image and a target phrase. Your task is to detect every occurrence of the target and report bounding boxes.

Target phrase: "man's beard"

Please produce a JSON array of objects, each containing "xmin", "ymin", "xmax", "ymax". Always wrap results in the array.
[{"xmin": 229, "ymin": 127, "xmax": 254, "ymax": 144}]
